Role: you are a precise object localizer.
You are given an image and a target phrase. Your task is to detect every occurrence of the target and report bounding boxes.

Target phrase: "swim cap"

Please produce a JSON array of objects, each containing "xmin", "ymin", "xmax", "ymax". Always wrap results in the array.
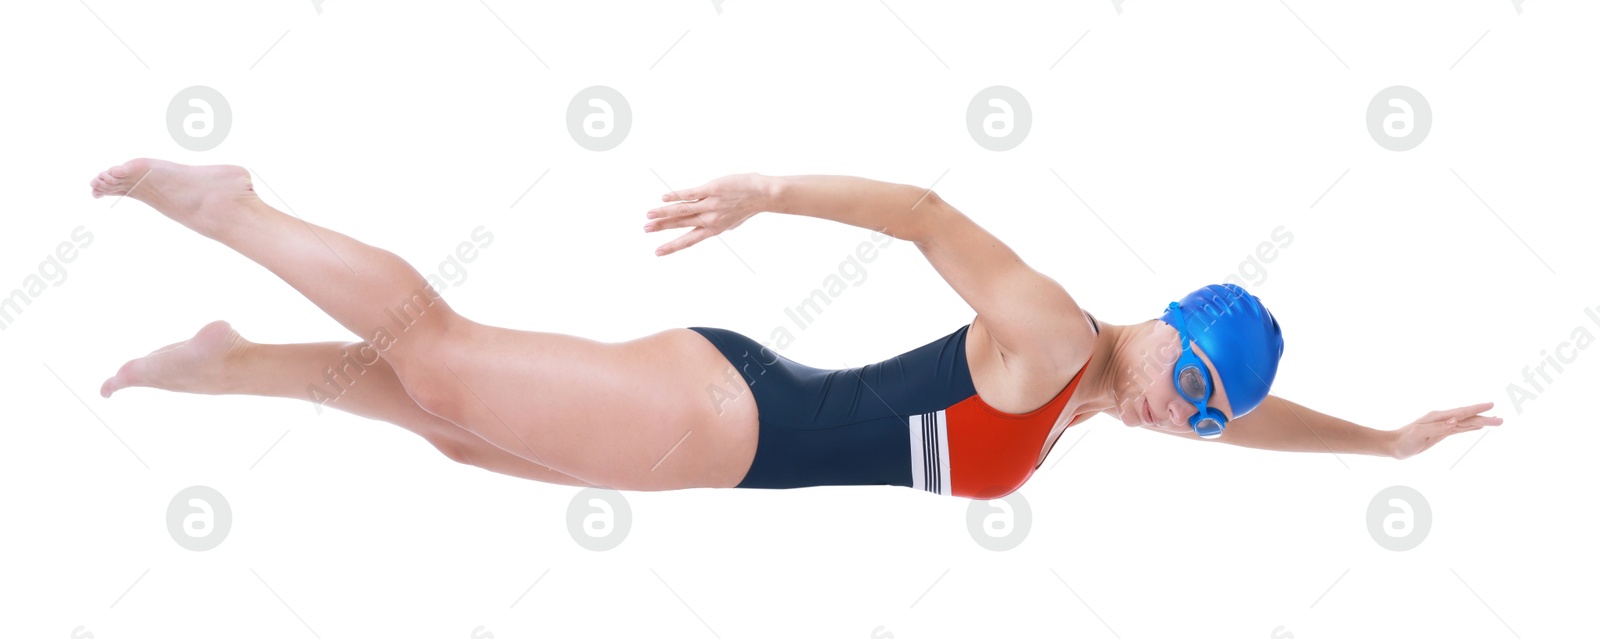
[{"xmin": 1158, "ymin": 283, "xmax": 1284, "ymax": 418}]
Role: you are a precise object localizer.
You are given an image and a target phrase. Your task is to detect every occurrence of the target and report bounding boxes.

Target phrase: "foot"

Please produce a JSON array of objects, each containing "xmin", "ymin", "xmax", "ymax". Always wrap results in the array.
[
  {"xmin": 101, "ymin": 320, "xmax": 252, "ymax": 398},
  {"xmin": 89, "ymin": 158, "xmax": 258, "ymax": 238}
]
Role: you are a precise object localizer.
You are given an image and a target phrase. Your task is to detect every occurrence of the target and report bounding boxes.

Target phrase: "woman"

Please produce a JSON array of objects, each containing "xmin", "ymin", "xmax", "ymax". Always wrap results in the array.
[{"xmin": 91, "ymin": 160, "xmax": 1501, "ymax": 498}]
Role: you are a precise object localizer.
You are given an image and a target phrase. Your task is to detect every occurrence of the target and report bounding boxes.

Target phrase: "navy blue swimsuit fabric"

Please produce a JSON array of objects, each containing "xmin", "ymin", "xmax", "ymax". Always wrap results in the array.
[{"xmin": 685, "ymin": 325, "xmax": 978, "ymax": 490}]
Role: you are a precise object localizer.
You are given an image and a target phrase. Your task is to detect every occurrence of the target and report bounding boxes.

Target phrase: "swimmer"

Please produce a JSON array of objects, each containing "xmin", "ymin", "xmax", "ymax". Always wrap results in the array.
[{"xmin": 91, "ymin": 160, "xmax": 1501, "ymax": 497}]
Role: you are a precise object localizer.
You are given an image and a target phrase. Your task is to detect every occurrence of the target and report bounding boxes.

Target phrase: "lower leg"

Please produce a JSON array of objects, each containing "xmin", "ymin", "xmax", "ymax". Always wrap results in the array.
[
  {"xmin": 92, "ymin": 158, "xmax": 462, "ymax": 382},
  {"xmin": 93, "ymin": 159, "xmax": 615, "ymax": 484},
  {"xmin": 101, "ymin": 321, "xmax": 595, "ymax": 487}
]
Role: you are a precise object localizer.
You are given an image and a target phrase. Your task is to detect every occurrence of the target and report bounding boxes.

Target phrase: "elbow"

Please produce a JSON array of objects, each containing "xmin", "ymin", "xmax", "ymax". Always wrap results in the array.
[
  {"xmin": 908, "ymin": 189, "xmax": 953, "ymax": 248},
  {"xmin": 911, "ymin": 186, "xmax": 943, "ymax": 211}
]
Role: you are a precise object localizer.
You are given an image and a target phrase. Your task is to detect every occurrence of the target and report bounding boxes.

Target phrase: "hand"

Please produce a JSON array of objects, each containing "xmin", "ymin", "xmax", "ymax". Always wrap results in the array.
[
  {"xmin": 1390, "ymin": 402, "xmax": 1504, "ymax": 460},
  {"xmin": 644, "ymin": 173, "xmax": 770, "ymax": 256}
]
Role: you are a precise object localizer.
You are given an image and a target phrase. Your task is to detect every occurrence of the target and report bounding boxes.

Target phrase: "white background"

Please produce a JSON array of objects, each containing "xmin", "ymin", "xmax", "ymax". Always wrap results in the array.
[{"xmin": 3, "ymin": 1, "xmax": 1596, "ymax": 637}]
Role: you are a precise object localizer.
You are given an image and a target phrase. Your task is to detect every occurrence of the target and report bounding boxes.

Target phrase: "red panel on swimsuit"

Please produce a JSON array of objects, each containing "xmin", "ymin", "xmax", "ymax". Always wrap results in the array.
[{"xmin": 944, "ymin": 354, "xmax": 1093, "ymax": 500}]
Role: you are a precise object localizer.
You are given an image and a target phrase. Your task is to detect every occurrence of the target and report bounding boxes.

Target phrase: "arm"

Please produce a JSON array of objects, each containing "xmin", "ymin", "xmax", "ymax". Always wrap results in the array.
[
  {"xmin": 1146, "ymin": 394, "xmax": 1398, "ymax": 458},
  {"xmin": 766, "ymin": 175, "xmax": 940, "ymax": 243},
  {"xmin": 769, "ymin": 176, "xmax": 1091, "ymax": 367},
  {"xmin": 648, "ymin": 173, "xmax": 1091, "ymax": 368}
]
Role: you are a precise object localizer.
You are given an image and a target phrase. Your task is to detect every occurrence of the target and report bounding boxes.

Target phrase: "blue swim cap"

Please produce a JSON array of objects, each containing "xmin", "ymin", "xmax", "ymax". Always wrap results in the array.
[{"xmin": 1158, "ymin": 283, "xmax": 1284, "ymax": 418}]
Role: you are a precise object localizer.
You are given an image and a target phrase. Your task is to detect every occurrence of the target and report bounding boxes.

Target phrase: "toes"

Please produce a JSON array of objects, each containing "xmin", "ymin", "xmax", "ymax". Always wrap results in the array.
[
  {"xmin": 100, "ymin": 370, "xmax": 142, "ymax": 398},
  {"xmin": 109, "ymin": 164, "xmax": 130, "ymax": 179},
  {"xmin": 100, "ymin": 373, "xmax": 127, "ymax": 398},
  {"xmin": 91, "ymin": 174, "xmax": 116, "ymax": 197},
  {"xmin": 108, "ymin": 359, "xmax": 145, "ymax": 392}
]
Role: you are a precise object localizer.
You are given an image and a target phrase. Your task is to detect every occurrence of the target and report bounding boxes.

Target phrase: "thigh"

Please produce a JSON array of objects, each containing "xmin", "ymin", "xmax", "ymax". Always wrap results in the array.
[
  {"xmin": 309, "ymin": 340, "xmax": 598, "ymax": 487},
  {"xmin": 420, "ymin": 322, "xmax": 760, "ymax": 491}
]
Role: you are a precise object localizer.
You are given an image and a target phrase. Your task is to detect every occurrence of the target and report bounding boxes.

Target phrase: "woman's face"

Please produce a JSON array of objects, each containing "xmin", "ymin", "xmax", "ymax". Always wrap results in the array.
[{"xmin": 1115, "ymin": 320, "xmax": 1235, "ymax": 433}]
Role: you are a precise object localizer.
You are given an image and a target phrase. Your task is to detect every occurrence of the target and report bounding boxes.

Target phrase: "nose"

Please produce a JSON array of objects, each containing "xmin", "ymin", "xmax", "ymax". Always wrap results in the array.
[{"xmin": 1164, "ymin": 399, "xmax": 1193, "ymax": 426}]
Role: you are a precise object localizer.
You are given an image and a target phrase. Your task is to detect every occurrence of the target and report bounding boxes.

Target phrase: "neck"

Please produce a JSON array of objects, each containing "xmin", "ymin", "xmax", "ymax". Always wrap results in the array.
[{"xmin": 1076, "ymin": 319, "xmax": 1145, "ymax": 419}]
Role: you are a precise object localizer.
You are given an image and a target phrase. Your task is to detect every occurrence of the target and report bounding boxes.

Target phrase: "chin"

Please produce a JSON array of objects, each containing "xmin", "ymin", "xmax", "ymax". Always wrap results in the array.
[{"xmin": 1117, "ymin": 400, "xmax": 1140, "ymax": 427}]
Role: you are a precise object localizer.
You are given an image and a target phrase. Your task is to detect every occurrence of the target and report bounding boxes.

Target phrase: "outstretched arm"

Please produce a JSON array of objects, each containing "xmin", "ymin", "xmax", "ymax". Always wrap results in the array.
[
  {"xmin": 768, "ymin": 174, "xmax": 939, "ymax": 242},
  {"xmin": 1145, "ymin": 395, "xmax": 1502, "ymax": 460},
  {"xmin": 646, "ymin": 174, "xmax": 1092, "ymax": 372},
  {"xmin": 645, "ymin": 173, "xmax": 935, "ymax": 250}
]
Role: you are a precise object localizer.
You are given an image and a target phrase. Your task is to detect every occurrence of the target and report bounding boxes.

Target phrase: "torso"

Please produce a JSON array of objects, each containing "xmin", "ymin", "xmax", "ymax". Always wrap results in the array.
[
  {"xmin": 661, "ymin": 310, "xmax": 1102, "ymax": 493},
  {"xmin": 963, "ymin": 311, "xmax": 1102, "ymax": 469}
]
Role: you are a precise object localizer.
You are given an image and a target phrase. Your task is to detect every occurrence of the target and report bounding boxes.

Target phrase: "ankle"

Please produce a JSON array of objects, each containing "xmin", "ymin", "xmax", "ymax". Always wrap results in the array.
[{"xmin": 213, "ymin": 337, "xmax": 257, "ymax": 394}]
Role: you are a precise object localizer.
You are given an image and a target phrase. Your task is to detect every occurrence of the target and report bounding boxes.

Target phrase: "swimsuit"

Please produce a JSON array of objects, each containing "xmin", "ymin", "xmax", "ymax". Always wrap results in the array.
[{"xmin": 687, "ymin": 317, "xmax": 1097, "ymax": 500}]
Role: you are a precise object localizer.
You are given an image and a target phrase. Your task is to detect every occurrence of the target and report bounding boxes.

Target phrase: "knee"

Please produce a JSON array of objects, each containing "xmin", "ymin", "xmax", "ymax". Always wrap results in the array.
[
  {"xmin": 405, "ymin": 375, "xmax": 467, "ymax": 425},
  {"xmin": 391, "ymin": 336, "xmax": 476, "ymax": 423}
]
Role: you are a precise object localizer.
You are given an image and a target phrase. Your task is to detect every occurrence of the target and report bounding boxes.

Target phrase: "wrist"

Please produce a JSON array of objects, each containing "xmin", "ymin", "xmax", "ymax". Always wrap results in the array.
[
  {"xmin": 759, "ymin": 174, "xmax": 787, "ymax": 213},
  {"xmin": 1378, "ymin": 427, "xmax": 1400, "ymax": 459}
]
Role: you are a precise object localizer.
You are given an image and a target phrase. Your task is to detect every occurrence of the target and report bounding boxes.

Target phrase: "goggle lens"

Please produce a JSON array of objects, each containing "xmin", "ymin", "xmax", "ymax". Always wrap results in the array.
[{"xmin": 1177, "ymin": 364, "xmax": 1207, "ymax": 400}]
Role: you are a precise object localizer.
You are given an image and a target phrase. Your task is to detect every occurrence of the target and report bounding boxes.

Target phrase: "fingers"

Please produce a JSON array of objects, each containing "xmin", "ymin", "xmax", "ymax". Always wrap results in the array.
[
  {"xmin": 655, "ymin": 226, "xmax": 713, "ymax": 257},
  {"xmin": 1424, "ymin": 402, "xmax": 1496, "ymax": 423},
  {"xmin": 1417, "ymin": 415, "xmax": 1501, "ymax": 441},
  {"xmin": 646, "ymin": 199, "xmax": 715, "ymax": 221},
  {"xmin": 644, "ymin": 201, "xmax": 690, "ymax": 219},
  {"xmin": 645, "ymin": 200, "xmax": 720, "ymax": 237},
  {"xmin": 1447, "ymin": 415, "xmax": 1503, "ymax": 429},
  {"xmin": 1452, "ymin": 401, "xmax": 1495, "ymax": 415},
  {"xmin": 661, "ymin": 188, "xmax": 704, "ymax": 203},
  {"xmin": 643, "ymin": 212, "xmax": 696, "ymax": 233}
]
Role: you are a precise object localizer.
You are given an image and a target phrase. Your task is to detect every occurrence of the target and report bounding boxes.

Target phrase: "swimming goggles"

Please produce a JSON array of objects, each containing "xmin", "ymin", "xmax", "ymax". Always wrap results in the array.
[{"xmin": 1166, "ymin": 301, "xmax": 1228, "ymax": 439}]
